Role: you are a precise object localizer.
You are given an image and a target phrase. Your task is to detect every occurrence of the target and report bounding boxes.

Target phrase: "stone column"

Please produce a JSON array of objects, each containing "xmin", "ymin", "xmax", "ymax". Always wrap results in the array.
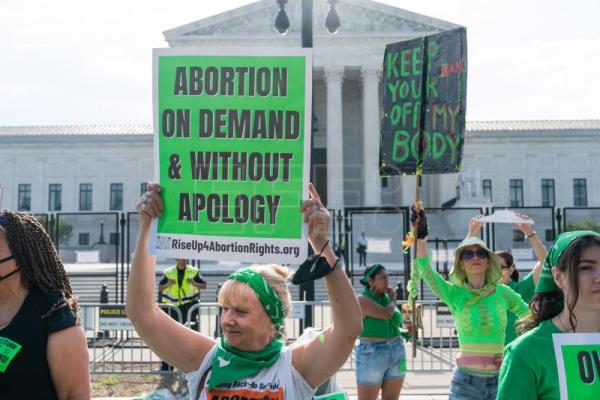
[
  {"xmin": 324, "ymin": 66, "xmax": 345, "ymax": 208},
  {"xmin": 361, "ymin": 66, "xmax": 381, "ymax": 206}
]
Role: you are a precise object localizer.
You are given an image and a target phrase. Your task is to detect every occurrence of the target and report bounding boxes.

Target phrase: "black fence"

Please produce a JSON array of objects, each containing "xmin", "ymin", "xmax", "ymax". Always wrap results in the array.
[{"xmin": 32, "ymin": 206, "xmax": 598, "ymax": 303}]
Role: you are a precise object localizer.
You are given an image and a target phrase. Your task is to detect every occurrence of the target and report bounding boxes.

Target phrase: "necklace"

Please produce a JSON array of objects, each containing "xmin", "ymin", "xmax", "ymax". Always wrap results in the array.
[{"xmin": 555, "ymin": 315, "xmax": 574, "ymax": 333}]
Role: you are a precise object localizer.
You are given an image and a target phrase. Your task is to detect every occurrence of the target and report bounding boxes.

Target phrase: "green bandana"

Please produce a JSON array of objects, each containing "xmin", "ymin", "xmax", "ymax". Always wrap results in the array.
[
  {"xmin": 208, "ymin": 336, "xmax": 283, "ymax": 389},
  {"xmin": 227, "ymin": 268, "xmax": 286, "ymax": 330},
  {"xmin": 360, "ymin": 264, "xmax": 385, "ymax": 286},
  {"xmin": 535, "ymin": 230, "xmax": 600, "ymax": 293}
]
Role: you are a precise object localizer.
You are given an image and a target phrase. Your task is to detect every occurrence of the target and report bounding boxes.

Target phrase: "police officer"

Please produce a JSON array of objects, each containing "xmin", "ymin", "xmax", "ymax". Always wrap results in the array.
[{"xmin": 158, "ymin": 259, "xmax": 206, "ymax": 377}]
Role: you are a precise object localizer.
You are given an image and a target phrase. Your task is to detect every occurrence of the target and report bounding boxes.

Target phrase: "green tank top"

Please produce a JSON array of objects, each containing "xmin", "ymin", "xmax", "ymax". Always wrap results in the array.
[{"xmin": 360, "ymin": 288, "xmax": 402, "ymax": 338}]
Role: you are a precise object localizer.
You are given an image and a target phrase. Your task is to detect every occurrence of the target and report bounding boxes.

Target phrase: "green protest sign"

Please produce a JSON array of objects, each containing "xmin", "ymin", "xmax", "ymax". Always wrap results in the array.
[
  {"xmin": 553, "ymin": 333, "xmax": 600, "ymax": 400},
  {"xmin": 150, "ymin": 48, "xmax": 312, "ymax": 264},
  {"xmin": 0, "ymin": 336, "xmax": 22, "ymax": 373},
  {"xmin": 313, "ymin": 392, "xmax": 347, "ymax": 400}
]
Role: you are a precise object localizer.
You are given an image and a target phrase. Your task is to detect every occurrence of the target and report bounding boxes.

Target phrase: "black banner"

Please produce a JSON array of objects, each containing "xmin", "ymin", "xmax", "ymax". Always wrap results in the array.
[{"xmin": 380, "ymin": 27, "xmax": 467, "ymax": 175}]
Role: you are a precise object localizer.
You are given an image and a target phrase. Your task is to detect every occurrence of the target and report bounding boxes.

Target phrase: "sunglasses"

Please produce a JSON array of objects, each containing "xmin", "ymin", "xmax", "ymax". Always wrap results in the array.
[
  {"xmin": 501, "ymin": 264, "xmax": 514, "ymax": 269},
  {"xmin": 461, "ymin": 249, "xmax": 488, "ymax": 260}
]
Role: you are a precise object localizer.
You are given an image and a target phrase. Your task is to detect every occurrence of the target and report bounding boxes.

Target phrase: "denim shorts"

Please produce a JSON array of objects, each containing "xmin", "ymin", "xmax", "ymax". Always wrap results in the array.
[
  {"xmin": 448, "ymin": 368, "xmax": 498, "ymax": 400},
  {"xmin": 355, "ymin": 337, "xmax": 407, "ymax": 385}
]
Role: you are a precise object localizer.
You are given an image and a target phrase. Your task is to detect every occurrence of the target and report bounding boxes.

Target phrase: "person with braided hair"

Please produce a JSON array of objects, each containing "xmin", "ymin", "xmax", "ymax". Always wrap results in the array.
[
  {"xmin": 0, "ymin": 211, "xmax": 90, "ymax": 399},
  {"xmin": 126, "ymin": 183, "xmax": 362, "ymax": 399},
  {"xmin": 410, "ymin": 204, "xmax": 528, "ymax": 400}
]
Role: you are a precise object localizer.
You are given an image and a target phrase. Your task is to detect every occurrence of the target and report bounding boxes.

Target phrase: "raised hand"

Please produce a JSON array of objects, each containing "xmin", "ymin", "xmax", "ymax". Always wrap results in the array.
[
  {"xmin": 410, "ymin": 203, "xmax": 428, "ymax": 239},
  {"xmin": 301, "ymin": 183, "xmax": 330, "ymax": 251},
  {"xmin": 467, "ymin": 216, "xmax": 483, "ymax": 237},
  {"xmin": 513, "ymin": 213, "xmax": 534, "ymax": 237},
  {"xmin": 385, "ymin": 287, "xmax": 397, "ymax": 302},
  {"xmin": 136, "ymin": 182, "xmax": 164, "ymax": 228}
]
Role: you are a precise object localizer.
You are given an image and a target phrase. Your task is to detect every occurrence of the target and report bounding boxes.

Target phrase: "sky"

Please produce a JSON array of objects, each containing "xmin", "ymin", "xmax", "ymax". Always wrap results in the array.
[{"xmin": 1, "ymin": 0, "xmax": 599, "ymax": 125}]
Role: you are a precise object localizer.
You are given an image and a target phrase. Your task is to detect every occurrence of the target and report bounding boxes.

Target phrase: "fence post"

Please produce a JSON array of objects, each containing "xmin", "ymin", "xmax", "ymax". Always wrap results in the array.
[
  {"xmin": 556, "ymin": 208, "xmax": 563, "ymax": 235},
  {"xmin": 98, "ymin": 284, "xmax": 110, "ymax": 339}
]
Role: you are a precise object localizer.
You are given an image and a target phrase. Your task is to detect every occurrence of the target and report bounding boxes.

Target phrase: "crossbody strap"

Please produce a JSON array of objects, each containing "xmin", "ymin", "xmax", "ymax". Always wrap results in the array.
[{"xmin": 194, "ymin": 366, "xmax": 212, "ymax": 400}]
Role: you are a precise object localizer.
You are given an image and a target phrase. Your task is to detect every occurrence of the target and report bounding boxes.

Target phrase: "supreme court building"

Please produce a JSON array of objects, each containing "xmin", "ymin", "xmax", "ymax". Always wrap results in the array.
[{"xmin": 1, "ymin": 0, "xmax": 599, "ymax": 215}]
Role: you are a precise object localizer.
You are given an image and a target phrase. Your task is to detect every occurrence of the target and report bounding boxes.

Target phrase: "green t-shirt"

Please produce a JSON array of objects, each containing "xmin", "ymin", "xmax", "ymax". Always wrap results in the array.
[
  {"xmin": 415, "ymin": 257, "xmax": 529, "ymax": 354},
  {"xmin": 504, "ymin": 271, "xmax": 535, "ymax": 344},
  {"xmin": 498, "ymin": 319, "xmax": 562, "ymax": 400},
  {"xmin": 359, "ymin": 289, "xmax": 402, "ymax": 339}
]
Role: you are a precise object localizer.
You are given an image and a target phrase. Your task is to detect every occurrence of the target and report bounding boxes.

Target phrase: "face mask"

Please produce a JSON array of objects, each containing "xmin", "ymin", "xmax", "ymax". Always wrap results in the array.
[
  {"xmin": 0, "ymin": 255, "xmax": 19, "ymax": 282},
  {"xmin": 291, "ymin": 255, "xmax": 333, "ymax": 285}
]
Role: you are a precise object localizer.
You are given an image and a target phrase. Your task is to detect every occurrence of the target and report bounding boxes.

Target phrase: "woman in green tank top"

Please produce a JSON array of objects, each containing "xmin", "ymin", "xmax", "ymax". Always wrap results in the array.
[{"xmin": 356, "ymin": 264, "xmax": 407, "ymax": 400}]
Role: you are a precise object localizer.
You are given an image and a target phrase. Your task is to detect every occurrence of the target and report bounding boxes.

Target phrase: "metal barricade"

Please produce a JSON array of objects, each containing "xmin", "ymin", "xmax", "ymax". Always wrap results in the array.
[
  {"xmin": 82, "ymin": 300, "xmax": 457, "ymax": 374},
  {"xmin": 186, "ymin": 300, "xmax": 456, "ymax": 372},
  {"xmin": 81, "ymin": 303, "xmax": 182, "ymax": 374}
]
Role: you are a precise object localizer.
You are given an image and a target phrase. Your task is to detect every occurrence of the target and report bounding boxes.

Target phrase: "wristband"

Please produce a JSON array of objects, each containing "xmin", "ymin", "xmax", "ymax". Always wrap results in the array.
[{"xmin": 526, "ymin": 231, "xmax": 536, "ymax": 239}]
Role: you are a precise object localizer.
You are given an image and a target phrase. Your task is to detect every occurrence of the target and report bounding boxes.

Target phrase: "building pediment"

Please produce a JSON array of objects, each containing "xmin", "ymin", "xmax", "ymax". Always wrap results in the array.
[{"xmin": 164, "ymin": 0, "xmax": 460, "ymax": 45}]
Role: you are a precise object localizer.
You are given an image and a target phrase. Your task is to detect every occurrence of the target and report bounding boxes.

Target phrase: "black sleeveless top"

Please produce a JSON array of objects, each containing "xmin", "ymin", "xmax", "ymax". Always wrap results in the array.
[{"xmin": 0, "ymin": 288, "xmax": 77, "ymax": 399}]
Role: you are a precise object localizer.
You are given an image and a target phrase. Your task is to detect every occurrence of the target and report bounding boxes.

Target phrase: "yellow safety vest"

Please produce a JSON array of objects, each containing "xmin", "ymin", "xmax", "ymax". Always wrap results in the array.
[{"xmin": 160, "ymin": 265, "xmax": 200, "ymax": 306}]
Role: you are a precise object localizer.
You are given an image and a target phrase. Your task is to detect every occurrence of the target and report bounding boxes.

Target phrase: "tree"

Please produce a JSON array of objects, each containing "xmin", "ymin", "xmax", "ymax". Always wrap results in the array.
[
  {"xmin": 565, "ymin": 219, "xmax": 600, "ymax": 233},
  {"xmin": 55, "ymin": 219, "xmax": 73, "ymax": 246}
]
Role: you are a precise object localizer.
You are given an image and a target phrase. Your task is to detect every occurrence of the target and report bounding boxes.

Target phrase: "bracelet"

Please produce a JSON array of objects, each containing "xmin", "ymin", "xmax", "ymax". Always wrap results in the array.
[
  {"xmin": 526, "ymin": 231, "xmax": 536, "ymax": 239},
  {"xmin": 332, "ymin": 257, "xmax": 342, "ymax": 271}
]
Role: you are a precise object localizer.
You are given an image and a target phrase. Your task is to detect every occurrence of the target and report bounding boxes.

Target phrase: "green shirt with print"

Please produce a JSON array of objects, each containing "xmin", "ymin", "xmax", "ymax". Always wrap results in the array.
[{"xmin": 498, "ymin": 319, "xmax": 562, "ymax": 400}]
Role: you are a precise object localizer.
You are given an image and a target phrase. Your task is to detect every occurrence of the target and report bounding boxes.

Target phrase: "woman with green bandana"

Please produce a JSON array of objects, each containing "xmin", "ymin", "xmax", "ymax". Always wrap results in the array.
[
  {"xmin": 411, "ymin": 205, "xmax": 529, "ymax": 400},
  {"xmin": 497, "ymin": 231, "xmax": 600, "ymax": 400},
  {"xmin": 470, "ymin": 214, "xmax": 547, "ymax": 344},
  {"xmin": 356, "ymin": 264, "xmax": 406, "ymax": 400},
  {"xmin": 126, "ymin": 183, "xmax": 362, "ymax": 400}
]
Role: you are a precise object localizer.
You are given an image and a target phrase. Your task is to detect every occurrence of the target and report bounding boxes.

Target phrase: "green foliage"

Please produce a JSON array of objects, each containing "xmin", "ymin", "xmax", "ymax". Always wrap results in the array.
[
  {"xmin": 56, "ymin": 219, "xmax": 73, "ymax": 246},
  {"xmin": 565, "ymin": 219, "xmax": 600, "ymax": 233},
  {"xmin": 99, "ymin": 376, "xmax": 120, "ymax": 386}
]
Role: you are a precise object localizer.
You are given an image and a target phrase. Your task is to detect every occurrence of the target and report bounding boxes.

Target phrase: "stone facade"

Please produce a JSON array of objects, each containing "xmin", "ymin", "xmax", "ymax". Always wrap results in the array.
[{"xmin": 1, "ymin": 1, "xmax": 599, "ymax": 214}]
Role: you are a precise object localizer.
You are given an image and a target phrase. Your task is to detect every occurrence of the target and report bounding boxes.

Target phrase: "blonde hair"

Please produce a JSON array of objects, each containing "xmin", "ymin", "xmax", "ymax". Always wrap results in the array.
[{"xmin": 219, "ymin": 264, "xmax": 292, "ymax": 318}]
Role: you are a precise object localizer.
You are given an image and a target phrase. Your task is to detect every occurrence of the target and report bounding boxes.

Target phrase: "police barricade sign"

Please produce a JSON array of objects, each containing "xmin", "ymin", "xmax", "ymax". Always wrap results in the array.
[
  {"xmin": 366, "ymin": 238, "xmax": 392, "ymax": 254},
  {"xmin": 553, "ymin": 333, "xmax": 600, "ymax": 400},
  {"xmin": 99, "ymin": 305, "xmax": 135, "ymax": 331},
  {"xmin": 290, "ymin": 302, "xmax": 306, "ymax": 320},
  {"xmin": 435, "ymin": 303, "xmax": 454, "ymax": 328},
  {"xmin": 150, "ymin": 47, "xmax": 312, "ymax": 265}
]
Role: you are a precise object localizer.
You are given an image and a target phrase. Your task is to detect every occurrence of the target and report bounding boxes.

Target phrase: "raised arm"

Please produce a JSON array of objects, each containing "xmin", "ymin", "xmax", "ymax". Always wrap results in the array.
[
  {"xmin": 292, "ymin": 184, "xmax": 362, "ymax": 388},
  {"xmin": 124, "ymin": 183, "xmax": 216, "ymax": 373},
  {"xmin": 514, "ymin": 214, "xmax": 547, "ymax": 285},
  {"xmin": 412, "ymin": 205, "xmax": 456, "ymax": 304}
]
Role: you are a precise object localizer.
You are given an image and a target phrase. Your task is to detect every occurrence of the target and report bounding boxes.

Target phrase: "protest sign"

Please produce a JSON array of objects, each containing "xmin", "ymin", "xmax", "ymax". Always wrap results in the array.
[
  {"xmin": 380, "ymin": 27, "xmax": 467, "ymax": 175},
  {"xmin": 553, "ymin": 333, "xmax": 600, "ymax": 400},
  {"xmin": 476, "ymin": 209, "xmax": 534, "ymax": 224},
  {"xmin": 150, "ymin": 48, "xmax": 312, "ymax": 264}
]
